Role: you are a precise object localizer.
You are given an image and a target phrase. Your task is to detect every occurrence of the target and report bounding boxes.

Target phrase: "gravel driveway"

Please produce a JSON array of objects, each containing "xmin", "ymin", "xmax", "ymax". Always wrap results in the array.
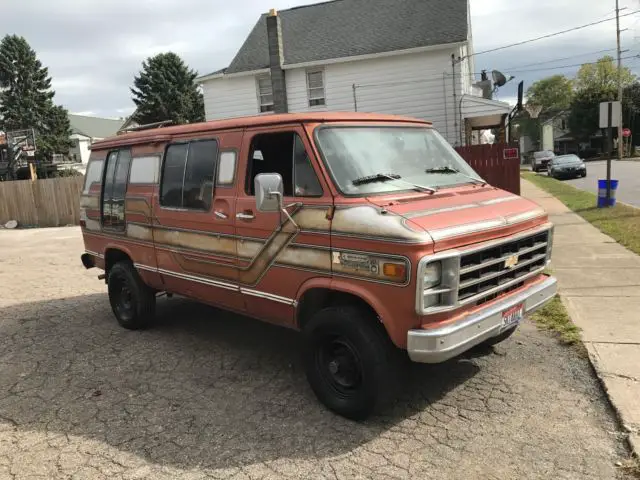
[{"xmin": 0, "ymin": 227, "xmax": 633, "ymax": 479}]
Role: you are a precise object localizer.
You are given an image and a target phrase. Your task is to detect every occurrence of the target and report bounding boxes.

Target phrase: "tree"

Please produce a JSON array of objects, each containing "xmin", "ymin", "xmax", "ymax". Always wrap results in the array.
[
  {"xmin": 0, "ymin": 35, "xmax": 54, "ymax": 131},
  {"xmin": 574, "ymin": 55, "xmax": 635, "ymax": 92},
  {"xmin": 130, "ymin": 53, "xmax": 205, "ymax": 126},
  {"xmin": 37, "ymin": 104, "xmax": 73, "ymax": 160},
  {"xmin": 567, "ymin": 87, "xmax": 615, "ymax": 142},
  {"xmin": 0, "ymin": 35, "xmax": 72, "ymax": 168},
  {"xmin": 526, "ymin": 75, "xmax": 574, "ymax": 117}
]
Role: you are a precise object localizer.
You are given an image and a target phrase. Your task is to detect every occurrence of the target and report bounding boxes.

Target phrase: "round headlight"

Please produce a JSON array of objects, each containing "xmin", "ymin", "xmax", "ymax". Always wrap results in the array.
[{"xmin": 423, "ymin": 262, "xmax": 442, "ymax": 289}]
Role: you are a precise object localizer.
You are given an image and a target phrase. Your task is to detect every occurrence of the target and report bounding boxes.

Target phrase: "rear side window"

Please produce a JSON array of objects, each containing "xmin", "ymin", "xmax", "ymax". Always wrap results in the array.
[
  {"xmin": 101, "ymin": 149, "xmax": 132, "ymax": 230},
  {"xmin": 160, "ymin": 139, "xmax": 218, "ymax": 210},
  {"xmin": 83, "ymin": 159, "xmax": 104, "ymax": 194}
]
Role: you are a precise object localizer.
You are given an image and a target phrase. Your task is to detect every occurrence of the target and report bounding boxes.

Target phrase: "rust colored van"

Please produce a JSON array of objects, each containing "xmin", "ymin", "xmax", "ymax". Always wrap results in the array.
[{"xmin": 80, "ymin": 112, "xmax": 556, "ymax": 419}]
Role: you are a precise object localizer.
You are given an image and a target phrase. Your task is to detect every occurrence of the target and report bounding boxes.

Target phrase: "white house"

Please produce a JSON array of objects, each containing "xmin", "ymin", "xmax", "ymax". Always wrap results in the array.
[
  {"xmin": 68, "ymin": 114, "xmax": 125, "ymax": 165},
  {"xmin": 196, "ymin": 0, "xmax": 510, "ymax": 146}
]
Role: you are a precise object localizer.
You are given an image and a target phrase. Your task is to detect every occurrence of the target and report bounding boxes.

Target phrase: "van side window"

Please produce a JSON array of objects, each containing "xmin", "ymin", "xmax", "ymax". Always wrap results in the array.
[
  {"xmin": 160, "ymin": 140, "xmax": 218, "ymax": 211},
  {"xmin": 245, "ymin": 132, "xmax": 322, "ymax": 197},
  {"xmin": 101, "ymin": 149, "xmax": 132, "ymax": 230},
  {"xmin": 83, "ymin": 158, "xmax": 104, "ymax": 194}
]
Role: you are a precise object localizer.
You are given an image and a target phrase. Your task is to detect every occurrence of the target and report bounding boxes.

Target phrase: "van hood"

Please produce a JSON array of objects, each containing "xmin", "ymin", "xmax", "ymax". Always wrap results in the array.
[{"xmin": 366, "ymin": 186, "xmax": 548, "ymax": 251}]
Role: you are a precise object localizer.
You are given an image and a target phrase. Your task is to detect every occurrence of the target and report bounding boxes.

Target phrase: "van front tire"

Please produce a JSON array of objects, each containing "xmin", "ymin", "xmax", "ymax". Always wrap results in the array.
[
  {"xmin": 107, "ymin": 262, "xmax": 156, "ymax": 330},
  {"xmin": 303, "ymin": 306, "xmax": 400, "ymax": 420}
]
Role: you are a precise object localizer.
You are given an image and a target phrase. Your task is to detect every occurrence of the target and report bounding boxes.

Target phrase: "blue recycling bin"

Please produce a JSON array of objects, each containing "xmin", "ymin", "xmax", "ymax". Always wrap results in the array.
[{"xmin": 597, "ymin": 179, "xmax": 619, "ymax": 207}]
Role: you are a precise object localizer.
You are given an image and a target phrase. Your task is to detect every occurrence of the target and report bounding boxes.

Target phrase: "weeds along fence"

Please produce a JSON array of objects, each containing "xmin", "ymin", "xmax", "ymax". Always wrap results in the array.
[{"xmin": 0, "ymin": 176, "xmax": 84, "ymax": 227}]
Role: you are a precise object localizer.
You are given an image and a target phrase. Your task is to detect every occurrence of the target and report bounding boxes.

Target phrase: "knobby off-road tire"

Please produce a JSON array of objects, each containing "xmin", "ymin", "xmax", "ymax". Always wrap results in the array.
[
  {"xmin": 303, "ymin": 305, "xmax": 401, "ymax": 420},
  {"xmin": 107, "ymin": 261, "xmax": 156, "ymax": 330}
]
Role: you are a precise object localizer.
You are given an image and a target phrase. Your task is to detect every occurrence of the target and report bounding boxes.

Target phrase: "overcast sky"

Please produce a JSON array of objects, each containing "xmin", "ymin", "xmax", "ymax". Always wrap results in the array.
[{"xmin": 3, "ymin": 0, "xmax": 640, "ymax": 118}]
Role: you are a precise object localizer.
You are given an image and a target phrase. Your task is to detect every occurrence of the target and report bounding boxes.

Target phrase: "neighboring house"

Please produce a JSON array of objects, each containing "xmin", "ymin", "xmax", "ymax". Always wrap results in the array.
[
  {"xmin": 541, "ymin": 112, "xmax": 581, "ymax": 155},
  {"xmin": 196, "ymin": 0, "xmax": 510, "ymax": 146},
  {"xmin": 68, "ymin": 114, "xmax": 125, "ymax": 165}
]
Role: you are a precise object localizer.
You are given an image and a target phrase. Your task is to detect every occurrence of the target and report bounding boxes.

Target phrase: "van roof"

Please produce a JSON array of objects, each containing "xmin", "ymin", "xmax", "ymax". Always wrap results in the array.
[{"xmin": 90, "ymin": 112, "xmax": 431, "ymax": 150}]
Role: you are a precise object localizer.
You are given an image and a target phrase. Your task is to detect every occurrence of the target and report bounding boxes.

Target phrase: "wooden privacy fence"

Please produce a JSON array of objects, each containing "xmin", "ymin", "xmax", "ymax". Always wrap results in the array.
[
  {"xmin": 0, "ymin": 176, "xmax": 84, "ymax": 227},
  {"xmin": 455, "ymin": 144, "xmax": 521, "ymax": 195}
]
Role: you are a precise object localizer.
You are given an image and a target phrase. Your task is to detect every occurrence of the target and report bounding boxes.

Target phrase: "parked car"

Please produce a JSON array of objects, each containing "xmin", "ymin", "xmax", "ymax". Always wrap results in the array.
[
  {"xmin": 548, "ymin": 154, "xmax": 587, "ymax": 179},
  {"xmin": 532, "ymin": 150, "xmax": 555, "ymax": 172},
  {"xmin": 79, "ymin": 112, "xmax": 557, "ymax": 420}
]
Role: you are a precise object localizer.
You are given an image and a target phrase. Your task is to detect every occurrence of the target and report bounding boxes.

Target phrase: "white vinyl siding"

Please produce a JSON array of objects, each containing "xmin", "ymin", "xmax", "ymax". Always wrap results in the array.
[
  {"xmin": 201, "ymin": 44, "xmax": 474, "ymax": 144},
  {"xmin": 306, "ymin": 70, "xmax": 326, "ymax": 107},
  {"xmin": 285, "ymin": 46, "xmax": 471, "ymax": 145},
  {"xmin": 201, "ymin": 75, "xmax": 262, "ymax": 121},
  {"xmin": 256, "ymin": 75, "xmax": 274, "ymax": 113}
]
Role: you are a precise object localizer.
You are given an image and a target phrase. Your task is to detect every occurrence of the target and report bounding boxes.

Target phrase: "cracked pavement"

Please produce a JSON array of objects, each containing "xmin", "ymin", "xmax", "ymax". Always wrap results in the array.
[{"xmin": 0, "ymin": 227, "xmax": 634, "ymax": 479}]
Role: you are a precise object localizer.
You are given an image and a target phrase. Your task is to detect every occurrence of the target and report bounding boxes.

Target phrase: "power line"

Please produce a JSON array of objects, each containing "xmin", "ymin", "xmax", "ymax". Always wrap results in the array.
[
  {"xmin": 469, "ymin": 10, "xmax": 640, "ymax": 59},
  {"xmin": 507, "ymin": 54, "xmax": 639, "ymax": 73},
  {"xmin": 501, "ymin": 48, "xmax": 618, "ymax": 71}
]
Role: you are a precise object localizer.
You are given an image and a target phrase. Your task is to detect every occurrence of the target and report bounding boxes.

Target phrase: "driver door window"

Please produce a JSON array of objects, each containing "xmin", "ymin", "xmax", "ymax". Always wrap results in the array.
[{"xmin": 245, "ymin": 132, "xmax": 322, "ymax": 197}]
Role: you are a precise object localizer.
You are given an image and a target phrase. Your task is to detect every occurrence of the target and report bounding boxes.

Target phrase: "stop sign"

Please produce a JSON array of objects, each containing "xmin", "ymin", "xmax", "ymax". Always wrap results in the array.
[{"xmin": 623, "ymin": 128, "xmax": 631, "ymax": 137}]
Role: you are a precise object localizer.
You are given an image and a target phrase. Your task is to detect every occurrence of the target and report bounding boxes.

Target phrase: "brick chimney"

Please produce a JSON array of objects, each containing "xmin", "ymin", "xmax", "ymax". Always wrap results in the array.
[{"xmin": 266, "ymin": 9, "xmax": 288, "ymax": 113}]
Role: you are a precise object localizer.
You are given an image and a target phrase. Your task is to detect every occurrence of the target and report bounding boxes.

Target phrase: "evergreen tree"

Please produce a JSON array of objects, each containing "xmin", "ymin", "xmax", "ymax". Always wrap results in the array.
[
  {"xmin": 0, "ymin": 35, "xmax": 72, "ymax": 165},
  {"xmin": 131, "ymin": 52, "xmax": 205, "ymax": 126}
]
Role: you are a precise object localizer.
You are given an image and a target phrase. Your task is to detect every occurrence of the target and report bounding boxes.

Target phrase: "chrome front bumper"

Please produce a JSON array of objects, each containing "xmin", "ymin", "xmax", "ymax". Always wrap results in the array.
[{"xmin": 407, "ymin": 276, "xmax": 557, "ymax": 364}]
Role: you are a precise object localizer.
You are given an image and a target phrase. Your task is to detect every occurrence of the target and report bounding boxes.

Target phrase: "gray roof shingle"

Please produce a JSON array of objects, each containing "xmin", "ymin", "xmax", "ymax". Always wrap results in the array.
[
  {"xmin": 223, "ymin": 0, "xmax": 468, "ymax": 75},
  {"xmin": 69, "ymin": 114, "xmax": 125, "ymax": 139}
]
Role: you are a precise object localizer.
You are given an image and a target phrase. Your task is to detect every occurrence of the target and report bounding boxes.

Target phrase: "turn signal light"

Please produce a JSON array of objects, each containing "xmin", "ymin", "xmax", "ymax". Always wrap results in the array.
[{"xmin": 383, "ymin": 263, "xmax": 406, "ymax": 279}]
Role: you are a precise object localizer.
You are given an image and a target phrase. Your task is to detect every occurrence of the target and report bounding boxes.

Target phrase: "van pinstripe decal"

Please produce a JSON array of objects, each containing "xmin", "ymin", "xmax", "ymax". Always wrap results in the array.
[{"xmin": 134, "ymin": 263, "xmax": 297, "ymax": 304}]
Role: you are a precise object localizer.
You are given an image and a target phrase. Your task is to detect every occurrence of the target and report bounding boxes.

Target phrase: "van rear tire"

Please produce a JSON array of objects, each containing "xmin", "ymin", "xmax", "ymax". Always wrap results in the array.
[
  {"xmin": 107, "ymin": 262, "xmax": 156, "ymax": 330},
  {"xmin": 303, "ymin": 306, "xmax": 400, "ymax": 420}
]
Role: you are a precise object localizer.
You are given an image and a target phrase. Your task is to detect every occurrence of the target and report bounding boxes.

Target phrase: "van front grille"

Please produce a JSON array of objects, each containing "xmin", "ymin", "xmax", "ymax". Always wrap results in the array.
[{"xmin": 457, "ymin": 230, "xmax": 550, "ymax": 306}]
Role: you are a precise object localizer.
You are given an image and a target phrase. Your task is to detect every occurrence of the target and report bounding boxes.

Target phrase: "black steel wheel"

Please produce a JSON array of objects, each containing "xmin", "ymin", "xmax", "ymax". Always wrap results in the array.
[
  {"xmin": 303, "ymin": 306, "xmax": 401, "ymax": 420},
  {"xmin": 107, "ymin": 262, "xmax": 156, "ymax": 330}
]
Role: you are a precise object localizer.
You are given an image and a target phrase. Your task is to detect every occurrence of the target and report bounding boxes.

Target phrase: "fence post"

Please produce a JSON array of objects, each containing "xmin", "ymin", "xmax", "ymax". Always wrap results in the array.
[{"xmin": 30, "ymin": 178, "xmax": 40, "ymax": 227}]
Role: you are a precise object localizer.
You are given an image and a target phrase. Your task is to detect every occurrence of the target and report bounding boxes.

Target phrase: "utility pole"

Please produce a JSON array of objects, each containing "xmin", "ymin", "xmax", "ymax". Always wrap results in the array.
[{"xmin": 616, "ymin": 0, "xmax": 623, "ymax": 161}]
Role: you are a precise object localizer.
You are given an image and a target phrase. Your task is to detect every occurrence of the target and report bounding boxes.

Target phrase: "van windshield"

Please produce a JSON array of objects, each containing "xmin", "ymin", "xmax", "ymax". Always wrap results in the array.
[{"xmin": 315, "ymin": 126, "xmax": 483, "ymax": 195}]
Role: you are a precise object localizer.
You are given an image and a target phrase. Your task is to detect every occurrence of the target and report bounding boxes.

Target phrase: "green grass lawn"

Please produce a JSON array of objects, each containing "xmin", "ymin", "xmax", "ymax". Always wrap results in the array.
[
  {"xmin": 521, "ymin": 171, "xmax": 640, "ymax": 256},
  {"xmin": 530, "ymin": 296, "xmax": 581, "ymax": 346}
]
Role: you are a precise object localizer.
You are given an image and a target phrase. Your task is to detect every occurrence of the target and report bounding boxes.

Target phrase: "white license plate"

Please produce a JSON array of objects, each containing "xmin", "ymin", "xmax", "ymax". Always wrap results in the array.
[{"xmin": 501, "ymin": 303, "xmax": 524, "ymax": 329}]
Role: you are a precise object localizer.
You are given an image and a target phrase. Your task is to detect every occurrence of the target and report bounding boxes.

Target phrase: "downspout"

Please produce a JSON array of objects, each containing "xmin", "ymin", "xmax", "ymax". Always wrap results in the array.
[{"xmin": 459, "ymin": 94, "xmax": 465, "ymax": 146}]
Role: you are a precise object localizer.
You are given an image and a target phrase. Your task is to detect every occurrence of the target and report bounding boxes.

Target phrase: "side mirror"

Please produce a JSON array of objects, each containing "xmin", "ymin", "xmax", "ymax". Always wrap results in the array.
[{"xmin": 254, "ymin": 173, "xmax": 284, "ymax": 212}]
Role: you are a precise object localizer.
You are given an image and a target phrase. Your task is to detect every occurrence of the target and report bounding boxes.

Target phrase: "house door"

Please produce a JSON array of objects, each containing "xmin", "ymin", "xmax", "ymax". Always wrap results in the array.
[
  {"xmin": 152, "ymin": 137, "xmax": 244, "ymax": 313},
  {"xmin": 234, "ymin": 125, "xmax": 332, "ymax": 326}
]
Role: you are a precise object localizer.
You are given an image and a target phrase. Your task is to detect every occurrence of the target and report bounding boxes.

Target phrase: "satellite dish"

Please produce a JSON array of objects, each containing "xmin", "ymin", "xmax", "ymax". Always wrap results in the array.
[{"xmin": 492, "ymin": 70, "xmax": 508, "ymax": 88}]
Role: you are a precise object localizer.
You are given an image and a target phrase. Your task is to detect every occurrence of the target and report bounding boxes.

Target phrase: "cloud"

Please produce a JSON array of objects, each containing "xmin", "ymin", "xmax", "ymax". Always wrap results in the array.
[{"xmin": 3, "ymin": 0, "xmax": 639, "ymax": 117}]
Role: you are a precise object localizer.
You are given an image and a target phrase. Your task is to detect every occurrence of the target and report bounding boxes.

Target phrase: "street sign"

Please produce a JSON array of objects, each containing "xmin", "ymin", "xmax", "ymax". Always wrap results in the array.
[
  {"xmin": 599, "ymin": 101, "xmax": 621, "ymax": 128},
  {"xmin": 623, "ymin": 128, "xmax": 631, "ymax": 137}
]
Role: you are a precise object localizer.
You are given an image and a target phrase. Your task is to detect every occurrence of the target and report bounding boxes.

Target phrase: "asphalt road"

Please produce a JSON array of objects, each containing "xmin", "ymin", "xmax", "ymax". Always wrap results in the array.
[
  {"xmin": 562, "ymin": 160, "xmax": 640, "ymax": 207},
  {"xmin": 0, "ymin": 227, "xmax": 634, "ymax": 479}
]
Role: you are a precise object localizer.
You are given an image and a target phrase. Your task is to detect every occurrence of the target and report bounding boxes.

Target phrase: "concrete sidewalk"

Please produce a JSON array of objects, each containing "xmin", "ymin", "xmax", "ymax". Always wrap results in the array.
[{"xmin": 522, "ymin": 179, "xmax": 640, "ymax": 455}]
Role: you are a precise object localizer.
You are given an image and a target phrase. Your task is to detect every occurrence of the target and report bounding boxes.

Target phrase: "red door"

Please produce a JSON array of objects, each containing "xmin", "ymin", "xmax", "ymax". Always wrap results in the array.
[
  {"xmin": 234, "ymin": 124, "xmax": 334, "ymax": 326},
  {"xmin": 152, "ymin": 132, "xmax": 245, "ymax": 313}
]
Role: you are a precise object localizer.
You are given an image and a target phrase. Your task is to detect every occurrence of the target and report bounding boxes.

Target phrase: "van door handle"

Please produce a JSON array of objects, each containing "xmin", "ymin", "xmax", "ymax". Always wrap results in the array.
[
  {"xmin": 214, "ymin": 210, "xmax": 228, "ymax": 219},
  {"xmin": 236, "ymin": 212, "xmax": 255, "ymax": 220}
]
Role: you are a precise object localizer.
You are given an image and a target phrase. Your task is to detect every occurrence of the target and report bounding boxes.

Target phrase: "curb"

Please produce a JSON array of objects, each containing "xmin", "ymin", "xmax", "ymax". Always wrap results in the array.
[{"xmin": 585, "ymin": 344, "xmax": 639, "ymax": 458}]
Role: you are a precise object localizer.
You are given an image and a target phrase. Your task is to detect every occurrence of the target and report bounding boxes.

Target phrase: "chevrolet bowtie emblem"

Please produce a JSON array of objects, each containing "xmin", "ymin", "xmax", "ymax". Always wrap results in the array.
[{"xmin": 504, "ymin": 254, "xmax": 519, "ymax": 269}]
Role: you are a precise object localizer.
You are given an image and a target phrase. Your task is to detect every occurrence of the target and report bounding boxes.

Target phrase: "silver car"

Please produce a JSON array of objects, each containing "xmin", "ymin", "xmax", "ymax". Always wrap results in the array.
[{"xmin": 532, "ymin": 150, "xmax": 555, "ymax": 172}]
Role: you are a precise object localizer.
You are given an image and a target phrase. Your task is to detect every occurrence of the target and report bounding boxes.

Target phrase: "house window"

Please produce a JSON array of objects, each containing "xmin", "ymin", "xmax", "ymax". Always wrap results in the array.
[
  {"xmin": 160, "ymin": 140, "xmax": 218, "ymax": 211},
  {"xmin": 256, "ymin": 75, "xmax": 274, "ymax": 113},
  {"xmin": 307, "ymin": 70, "xmax": 326, "ymax": 107},
  {"xmin": 245, "ymin": 132, "xmax": 322, "ymax": 197}
]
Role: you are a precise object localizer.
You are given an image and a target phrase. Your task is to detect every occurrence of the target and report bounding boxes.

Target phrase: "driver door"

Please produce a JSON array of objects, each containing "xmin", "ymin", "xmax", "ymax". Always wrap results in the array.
[{"xmin": 234, "ymin": 124, "xmax": 332, "ymax": 326}]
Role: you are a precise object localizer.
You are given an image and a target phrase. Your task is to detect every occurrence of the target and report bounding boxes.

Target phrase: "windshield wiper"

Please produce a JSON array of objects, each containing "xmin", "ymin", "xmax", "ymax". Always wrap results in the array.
[
  {"xmin": 352, "ymin": 173, "xmax": 401, "ymax": 185},
  {"xmin": 352, "ymin": 173, "xmax": 436, "ymax": 193},
  {"xmin": 424, "ymin": 166, "xmax": 487, "ymax": 186}
]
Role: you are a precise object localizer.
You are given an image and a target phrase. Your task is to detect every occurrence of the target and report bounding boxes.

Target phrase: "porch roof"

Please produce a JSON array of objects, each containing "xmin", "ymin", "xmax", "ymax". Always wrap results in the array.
[{"xmin": 461, "ymin": 95, "xmax": 511, "ymax": 129}]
